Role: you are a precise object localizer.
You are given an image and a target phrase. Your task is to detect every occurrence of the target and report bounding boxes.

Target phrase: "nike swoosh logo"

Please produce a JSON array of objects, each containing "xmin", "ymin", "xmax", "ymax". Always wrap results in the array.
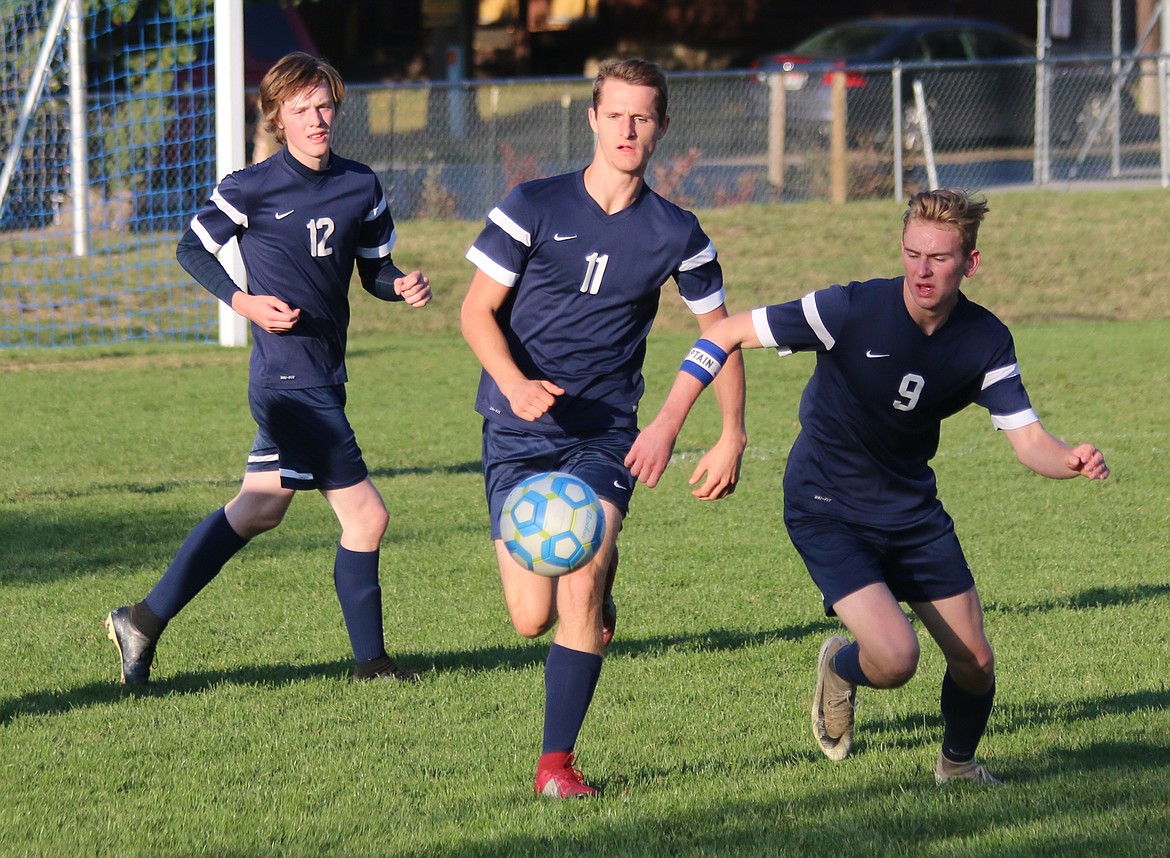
[
  {"xmin": 865, "ymin": 350, "xmax": 891, "ymax": 358},
  {"xmin": 553, "ymin": 233, "xmax": 577, "ymax": 241},
  {"xmin": 275, "ymin": 210, "xmax": 295, "ymax": 220},
  {"xmin": 613, "ymin": 480, "xmax": 627, "ymax": 490}
]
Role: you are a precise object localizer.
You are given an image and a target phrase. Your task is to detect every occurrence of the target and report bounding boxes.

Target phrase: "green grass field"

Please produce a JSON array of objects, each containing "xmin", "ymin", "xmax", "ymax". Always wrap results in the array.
[{"xmin": 2, "ymin": 191, "xmax": 1168, "ymax": 856}]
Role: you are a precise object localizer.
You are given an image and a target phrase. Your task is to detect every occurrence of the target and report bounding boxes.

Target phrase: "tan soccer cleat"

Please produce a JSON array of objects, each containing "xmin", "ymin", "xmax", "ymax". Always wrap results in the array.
[{"xmin": 811, "ymin": 635, "xmax": 857, "ymax": 761}]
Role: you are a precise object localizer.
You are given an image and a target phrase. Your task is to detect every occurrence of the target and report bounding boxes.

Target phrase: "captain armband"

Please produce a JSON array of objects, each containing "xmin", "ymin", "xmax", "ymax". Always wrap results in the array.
[{"xmin": 680, "ymin": 338, "xmax": 729, "ymax": 387}]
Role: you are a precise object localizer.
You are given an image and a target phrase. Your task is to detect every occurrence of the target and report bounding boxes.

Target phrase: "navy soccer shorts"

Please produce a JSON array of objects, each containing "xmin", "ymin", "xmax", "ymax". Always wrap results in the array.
[
  {"xmin": 482, "ymin": 421, "xmax": 637, "ymax": 540},
  {"xmin": 246, "ymin": 384, "xmax": 369, "ymax": 491},
  {"xmin": 783, "ymin": 503, "xmax": 975, "ymax": 616}
]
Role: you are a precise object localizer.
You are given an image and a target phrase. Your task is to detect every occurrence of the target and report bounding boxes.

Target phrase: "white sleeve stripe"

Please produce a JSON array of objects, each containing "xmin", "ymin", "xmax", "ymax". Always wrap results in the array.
[
  {"xmin": 802, "ymin": 291, "xmax": 835, "ymax": 350},
  {"xmin": 365, "ymin": 195, "xmax": 388, "ymax": 221},
  {"xmin": 357, "ymin": 228, "xmax": 396, "ymax": 259},
  {"xmin": 190, "ymin": 216, "xmax": 223, "ymax": 254},
  {"xmin": 682, "ymin": 289, "xmax": 725, "ymax": 315},
  {"xmin": 466, "ymin": 245, "xmax": 518, "ymax": 288},
  {"xmin": 356, "ymin": 242, "xmax": 393, "ymax": 259},
  {"xmin": 211, "ymin": 188, "xmax": 247, "ymax": 228},
  {"xmin": 991, "ymin": 408, "xmax": 1039, "ymax": 430},
  {"xmin": 679, "ymin": 240, "xmax": 716, "ymax": 272},
  {"xmin": 982, "ymin": 362, "xmax": 1020, "ymax": 390},
  {"xmin": 487, "ymin": 207, "xmax": 531, "ymax": 247},
  {"xmin": 751, "ymin": 307, "xmax": 779, "ymax": 348}
]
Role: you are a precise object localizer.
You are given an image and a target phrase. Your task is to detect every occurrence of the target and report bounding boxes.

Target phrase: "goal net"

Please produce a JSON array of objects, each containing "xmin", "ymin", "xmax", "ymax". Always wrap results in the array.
[{"xmin": 1, "ymin": 0, "xmax": 219, "ymax": 347}]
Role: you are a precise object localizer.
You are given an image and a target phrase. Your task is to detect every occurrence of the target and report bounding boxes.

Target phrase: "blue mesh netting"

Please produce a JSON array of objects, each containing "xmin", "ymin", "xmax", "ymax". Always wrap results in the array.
[{"xmin": 1, "ymin": 0, "xmax": 218, "ymax": 347}]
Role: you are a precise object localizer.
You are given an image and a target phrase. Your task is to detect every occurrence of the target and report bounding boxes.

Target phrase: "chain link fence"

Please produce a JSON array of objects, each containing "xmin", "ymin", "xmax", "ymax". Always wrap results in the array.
[
  {"xmin": 4, "ymin": 41, "xmax": 1167, "ymax": 348},
  {"xmin": 326, "ymin": 57, "xmax": 1166, "ymax": 221}
]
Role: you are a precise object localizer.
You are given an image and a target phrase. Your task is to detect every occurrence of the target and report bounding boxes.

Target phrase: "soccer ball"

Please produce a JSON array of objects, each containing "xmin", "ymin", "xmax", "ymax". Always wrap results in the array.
[{"xmin": 500, "ymin": 471, "xmax": 606, "ymax": 577}]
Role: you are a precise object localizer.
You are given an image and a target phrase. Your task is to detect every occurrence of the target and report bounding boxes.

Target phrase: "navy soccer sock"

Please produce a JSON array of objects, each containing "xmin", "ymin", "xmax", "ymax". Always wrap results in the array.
[
  {"xmin": 940, "ymin": 670, "xmax": 996, "ymax": 763},
  {"xmin": 144, "ymin": 507, "xmax": 249, "ymax": 623},
  {"xmin": 333, "ymin": 545, "xmax": 386, "ymax": 663},
  {"xmin": 542, "ymin": 643, "xmax": 603, "ymax": 755},
  {"xmin": 831, "ymin": 640, "xmax": 877, "ymax": 688}
]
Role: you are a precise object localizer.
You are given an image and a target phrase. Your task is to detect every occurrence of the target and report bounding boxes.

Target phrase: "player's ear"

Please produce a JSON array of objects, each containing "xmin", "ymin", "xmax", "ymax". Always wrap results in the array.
[
  {"xmin": 656, "ymin": 114, "xmax": 670, "ymax": 139},
  {"xmin": 963, "ymin": 249, "xmax": 980, "ymax": 277}
]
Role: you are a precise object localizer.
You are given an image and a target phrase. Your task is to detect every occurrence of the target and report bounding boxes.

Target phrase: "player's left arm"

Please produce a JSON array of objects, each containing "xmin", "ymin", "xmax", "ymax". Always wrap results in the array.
[
  {"xmin": 355, "ymin": 182, "xmax": 430, "ymax": 308},
  {"xmin": 685, "ymin": 305, "xmax": 747, "ymax": 500},
  {"xmin": 627, "ymin": 311, "xmax": 758, "ymax": 491},
  {"xmin": 358, "ymin": 258, "xmax": 431, "ymax": 308},
  {"xmin": 1003, "ymin": 420, "xmax": 1110, "ymax": 480}
]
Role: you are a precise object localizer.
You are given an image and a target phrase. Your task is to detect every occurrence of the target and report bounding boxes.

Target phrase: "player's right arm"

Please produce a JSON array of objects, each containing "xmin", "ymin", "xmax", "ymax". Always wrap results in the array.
[
  {"xmin": 177, "ymin": 172, "xmax": 300, "ymax": 334},
  {"xmin": 176, "ymin": 231, "xmax": 299, "ymax": 334},
  {"xmin": 176, "ymin": 230, "xmax": 299, "ymax": 334},
  {"xmin": 460, "ymin": 269, "xmax": 564, "ymax": 422},
  {"xmin": 627, "ymin": 311, "xmax": 762, "ymax": 487}
]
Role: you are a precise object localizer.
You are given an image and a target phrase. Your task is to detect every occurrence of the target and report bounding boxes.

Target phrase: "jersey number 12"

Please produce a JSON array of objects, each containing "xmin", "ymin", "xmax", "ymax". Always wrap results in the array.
[{"xmin": 308, "ymin": 218, "xmax": 335, "ymax": 257}]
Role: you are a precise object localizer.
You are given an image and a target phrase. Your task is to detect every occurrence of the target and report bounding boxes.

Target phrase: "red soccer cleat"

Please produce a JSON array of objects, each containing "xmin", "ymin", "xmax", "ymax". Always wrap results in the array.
[{"xmin": 535, "ymin": 752, "xmax": 599, "ymax": 798}]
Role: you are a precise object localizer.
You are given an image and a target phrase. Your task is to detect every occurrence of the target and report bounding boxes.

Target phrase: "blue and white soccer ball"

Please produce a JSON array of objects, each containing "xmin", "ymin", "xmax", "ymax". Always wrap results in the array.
[{"xmin": 500, "ymin": 471, "xmax": 606, "ymax": 577}]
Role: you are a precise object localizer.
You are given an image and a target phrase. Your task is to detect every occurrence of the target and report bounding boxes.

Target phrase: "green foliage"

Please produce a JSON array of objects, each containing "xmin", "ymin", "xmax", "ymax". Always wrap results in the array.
[
  {"xmin": 1, "ymin": 192, "xmax": 1168, "ymax": 855},
  {"xmin": 2, "ymin": 0, "xmax": 215, "ymax": 207}
]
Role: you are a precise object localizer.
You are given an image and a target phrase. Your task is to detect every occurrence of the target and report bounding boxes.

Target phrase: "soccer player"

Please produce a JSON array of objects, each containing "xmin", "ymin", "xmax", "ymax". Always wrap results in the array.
[
  {"xmin": 461, "ymin": 58, "xmax": 746, "ymax": 798},
  {"xmin": 103, "ymin": 52, "xmax": 431, "ymax": 686},
  {"xmin": 627, "ymin": 188, "xmax": 1110, "ymax": 785}
]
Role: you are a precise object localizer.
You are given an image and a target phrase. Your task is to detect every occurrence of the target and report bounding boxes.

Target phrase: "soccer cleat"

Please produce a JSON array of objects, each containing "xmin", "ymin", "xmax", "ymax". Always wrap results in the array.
[
  {"xmin": 535, "ymin": 752, "xmax": 599, "ymax": 799},
  {"xmin": 104, "ymin": 606, "xmax": 157, "ymax": 686},
  {"xmin": 353, "ymin": 656, "xmax": 421, "ymax": 684},
  {"xmin": 811, "ymin": 635, "xmax": 857, "ymax": 761},
  {"xmin": 934, "ymin": 753, "xmax": 1004, "ymax": 786}
]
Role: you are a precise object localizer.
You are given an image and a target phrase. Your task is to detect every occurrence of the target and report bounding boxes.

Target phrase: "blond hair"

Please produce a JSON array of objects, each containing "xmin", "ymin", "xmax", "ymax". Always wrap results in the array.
[
  {"xmin": 903, "ymin": 188, "xmax": 989, "ymax": 255},
  {"xmin": 259, "ymin": 52, "xmax": 344, "ymax": 146}
]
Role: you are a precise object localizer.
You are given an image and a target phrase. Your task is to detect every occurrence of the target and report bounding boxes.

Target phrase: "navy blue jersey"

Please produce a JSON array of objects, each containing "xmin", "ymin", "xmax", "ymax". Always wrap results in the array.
[
  {"xmin": 187, "ymin": 148, "xmax": 396, "ymax": 388},
  {"xmin": 466, "ymin": 169, "xmax": 725, "ymax": 434},
  {"xmin": 754, "ymin": 278, "xmax": 1038, "ymax": 526}
]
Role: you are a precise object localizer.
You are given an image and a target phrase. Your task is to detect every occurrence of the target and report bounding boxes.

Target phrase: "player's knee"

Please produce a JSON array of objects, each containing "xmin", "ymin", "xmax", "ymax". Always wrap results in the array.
[
  {"xmin": 232, "ymin": 503, "xmax": 286, "ymax": 537},
  {"xmin": 953, "ymin": 641, "xmax": 996, "ymax": 686},
  {"xmin": 973, "ymin": 645, "xmax": 995, "ymax": 679},
  {"xmin": 365, "ymin": 506, "xmax": 390, "ymax": 542},
  {"xmin": 868, "ymin": 637, "xmax": 920, "ymax": 688},
  {"xmin": 340, "ymin": 507, "xmax": 389, "ymax": 550},
  {"xmin": 510, "ymin": 612, "xmax": 555, "ymax": 639},
  {"xmin": 561, "ymin": 568, "xmax": 603, "ymax": 606},
  {"xmin": 884, "ymin": 655, "xmax": 919, "ymax": 688}
]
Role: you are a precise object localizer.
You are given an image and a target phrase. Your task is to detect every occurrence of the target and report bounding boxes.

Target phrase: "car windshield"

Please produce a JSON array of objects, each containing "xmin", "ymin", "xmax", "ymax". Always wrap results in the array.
[{"xmin": 790, "ymin": 23, "xmax": 901, "ymax": 57}]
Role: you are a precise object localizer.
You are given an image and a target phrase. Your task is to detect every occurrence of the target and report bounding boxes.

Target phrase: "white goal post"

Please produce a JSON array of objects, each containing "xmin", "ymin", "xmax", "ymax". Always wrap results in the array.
[{"xmin": 215, "ymin": 0, "xmax": 250, "ymax": 347}]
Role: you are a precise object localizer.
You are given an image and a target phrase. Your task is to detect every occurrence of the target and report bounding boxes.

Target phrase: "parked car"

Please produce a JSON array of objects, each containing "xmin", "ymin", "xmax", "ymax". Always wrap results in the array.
[{"xmin": 751, "ymin": 17, "xmax": 1139, "ymax": 150}]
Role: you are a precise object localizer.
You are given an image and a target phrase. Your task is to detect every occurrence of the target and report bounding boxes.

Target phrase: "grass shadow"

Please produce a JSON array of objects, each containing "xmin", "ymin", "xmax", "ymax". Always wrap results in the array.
[
  {"xmin": 983, "ymin": 583, "xmax": 1170, "ymax": 614},
  {"xmin": 1, "ymin": 621, "xmax": 832, "ymax": 725},
  {"xmin": 429, "ymin": 735, "xmax": 1169, "ymax": 857}
]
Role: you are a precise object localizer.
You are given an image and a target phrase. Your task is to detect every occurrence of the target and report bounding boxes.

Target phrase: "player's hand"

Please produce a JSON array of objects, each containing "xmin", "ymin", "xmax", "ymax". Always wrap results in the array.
[
  {"xmin": 395, "ymin": 271, "xmax": 431, "ymax": 307},
  {"xmin": 1067, "ymin": 443, "xmax": 1109, "ymax": 480},
  {"xmin": 505, "ymin": 379, "xmax": 564, "ymax": 422},
  {"xmin": 235, "ymin": 292, "xmax": 300, "ymax": 333},
  {"xmin": 688, "ymin": 433, "xmax": 745, "ymax": 500},
  {"xmin": 625, "ymin": 419, "xmax": 678, "ymax": 488}
]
